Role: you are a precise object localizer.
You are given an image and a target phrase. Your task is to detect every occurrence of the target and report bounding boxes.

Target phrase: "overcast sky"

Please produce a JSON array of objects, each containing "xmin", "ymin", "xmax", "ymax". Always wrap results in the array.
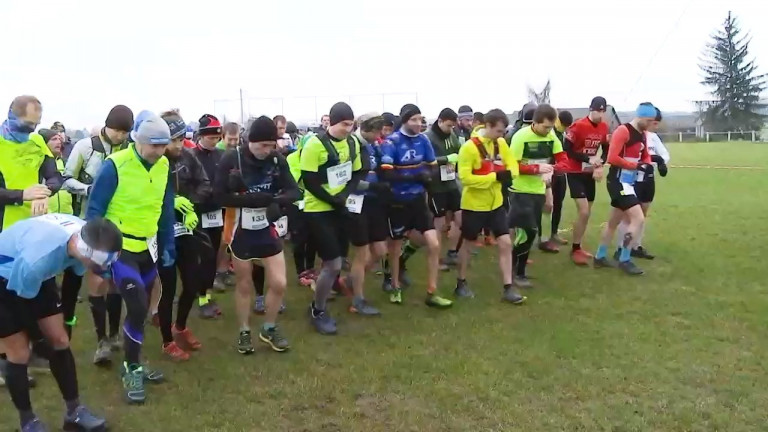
[{"xmin": 2, "ymin": 0, "xmax": 766, "ymax": 129}]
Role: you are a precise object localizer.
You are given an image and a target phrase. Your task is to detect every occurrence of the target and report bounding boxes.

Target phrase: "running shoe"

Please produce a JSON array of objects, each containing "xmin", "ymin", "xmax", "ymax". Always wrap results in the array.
[
  {"xmin": 438, "ymin": 259, "xmax": 450, "ymax": 272},
  {"xmin": 389, "ymin": 288, "xmax": 403, "ymax": 304},
  {"xmin": 398, "ymin": 270, "xmax": 412, "ymax": 288},
  {"xmin": 108, "ymin": 334, "xmax": 122, "ymax": 352},
  {"xmin": 502, "ymin": 286, "xmax": 526, "ymax": 305},
  {"xmin": 120, "ymin": 363, "xmax": 145, "ymax": 404},
  {"xmin": 349, "ymin": 298, "xmax": 381, "ymax": 316},
  {"xmin": 551, "ymin": 234, "xmax": 569, "ymax": 245},
  {"xmin": 538, "ymin": 240, "xmax": 559, "ymax": 254},
  {"xmin": 199, "ymin": 302, "xmax": 218, "ymax": 319},
  {"xmin": 92, "ymin": 339, "xmax": 112, "ymax": 366},
  {"xmin": 631, "ymin": 246, "xmax": 655, "ymax": 260},
  {"xmin": 593, "ymin": 257, "xmax": 616, "ymax": 269},
  {"xmin": 62, "ymin": 405, "xmax": 107, "ymax": 432},
  {"xmin": 237, "ymin": 330, "xmax": 255, "ymax": 355},
  {"xmin": 142, "ymin": 364, "xmax": 164, "ymax": 383},
  {"xmin": 619, "ymin": 260, "xmax": 644, "ymax": 276},
  {"xmin": 162, "ymin": 342, "xmax": 189, "ymax": 362},
  {"xmin": 253, "ymin": 295, "xmax": 266, "ymax": 314},
  {"xmin": 213, "ymin": 272, "xmax": 227, "ymax": 293},
  {"xmin": 613, "ymin": 249, "xmax": 621, "ymax": 261},
  {"xmin": 425, "ymin": 294, "xmax": 453, "ymax": 309},
  {"xmin": 21, "ymin": 418, "xmax": 47, "ymax": 432},
  {"xmin": 259, "ymin": 326, "xmax": 290, "ymax": 352},
  {"xmin": 454, "ymin": 279, "xmax": 475, "ymax": 299},
  {"xmin": 381, "ymin": 275, "xmax": 394, "ymax": 293},
  {"xmin": 443, "ymin": 251, "xmax": 459, "ymax": 267},
  {"xmin": 310, "ymin": 307, "xmax": 338, "ymax": 335},
  {"xmin": 173, "ymin": 325, "xmax": 202, "ymax": 351},
  {"xmin": 210, "ymin": 298, "xmax": 223, "ymax": 316},
  {"xmin": 513, "ymin": 275, "xmax": 533, "ymax": 289},
  {"xmin": 571, "ymin": 249, "xmax": 592, "ymax": 266}
]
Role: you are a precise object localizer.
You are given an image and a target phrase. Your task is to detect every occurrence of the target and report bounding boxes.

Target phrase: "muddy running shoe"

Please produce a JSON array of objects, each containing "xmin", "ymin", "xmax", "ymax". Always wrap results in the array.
[
  {"xmin": 309, "ymin": 307, "xmax": 338, "ymax": 335},
  {"xmin": 593, "ymin": 257, "xmax": 616, "ymax": 269},
  {"xmin": 259, "ymin": 326, "xmax": 290, "ymax": 352},
  {"xmin": 538, "ymin": 240, "xmax": 559, "ymax": 254},
  {"xmin": 631, "ymin": 246, "xmax": 655, "ymax": 260},
  {"xmin": 237, "ymin": 330, "xmax": 255, "ymax": 355},
  {"xmin": 173, "ymin": 325, "xmax": 202, "ymax": 351},
  {"xmin": 120, "ymin": 363, "xmax": 145, "ymax": 404},
  {"xmin": 551, "ymin": 234, "xmax": 568, "ymax": 245},
  {"xmin": 93, "ymin": 339, "xmax": 112, "ymax": 366},
  {"xmin": 349, "ymin": 298, "xmax": 381, "ymax": 316},
  {"xmin": 162, "ymin": 342, "xmax": 189, "ymax": 362},
  {"xmin": 619, "ymin": 260, "xmax": 644, "ymax": 276},
  {"xmin": 454, "ymin": 279, "xmax": 475, "ymax": 299},
  {"xmin": 199, "ymin": 302, "xmax": 218, "ymax": 319},
  {"xmin": 502, "ymin": 286, "xmax": 526, "ymax": 305},
  {"xmin": 108, "ymin": 334, "xmax": 122, "ymax": 352},
  {"xmin": 513, "ymin": 275, "xmax": 533, "ymax": 289},
  {"xmin": 381, "ymin": 275, "xmax": 394, "ymax": 293},
  {"xmin": 21, "ymin": 418, "xmax": 47, "ymax": 432},
  {"xmin": 571, "ymin": 249, "xmax": 592, "ymax": 266}
]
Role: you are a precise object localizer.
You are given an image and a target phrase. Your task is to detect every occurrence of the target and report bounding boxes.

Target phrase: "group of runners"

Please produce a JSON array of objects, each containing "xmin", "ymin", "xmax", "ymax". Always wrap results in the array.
[{"xmin": 0, "ymin": 94, "xmax": 669, "ymax": 431}]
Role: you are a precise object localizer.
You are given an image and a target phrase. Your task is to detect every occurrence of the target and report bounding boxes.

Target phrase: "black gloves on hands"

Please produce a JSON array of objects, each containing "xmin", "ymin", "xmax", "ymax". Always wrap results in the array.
[
  {"xmin": 266, "ymin": 202, "xmax": 283, "ymax": 223},
  {"xmin": 637, "ymin": 163, "xmax": 655, "ymax": 175},
  {"xmin": 495, "ymin": 170, "xmax": 512, "ymax": 184}
]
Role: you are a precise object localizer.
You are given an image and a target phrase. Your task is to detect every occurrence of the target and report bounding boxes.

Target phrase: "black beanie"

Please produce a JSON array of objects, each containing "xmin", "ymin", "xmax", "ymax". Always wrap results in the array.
[
  {"xmin": 458, "ymin": 105, "xmax": 473, "ymax": 117},
  {"xmin": 37, "ymin": 128, "xmax": 58, "ymax": 143},
  {"xmin": 381, "ymin": 112, "xmax": 395, "ymax": 127},
  {"xmin": 248, "ymin": 116, "xmax": 279, "ymax": 143},
  {"xmin": 399, "ymin": 103, "xmax": 421, "ymax": 124},
  {"xmin": 438, "ymin": 108, "xmax": 458, "ymax": 122},
  {"xmin": 198, "ymin": 114, "xmax": 222, "ymax": 136},
  {"xmin": 329, "ymin": 102, "xmax": 354, "ymax": 126},
  {"xmin": 105, "ymin": 105, "xmax": 134, "ymax": 132}
]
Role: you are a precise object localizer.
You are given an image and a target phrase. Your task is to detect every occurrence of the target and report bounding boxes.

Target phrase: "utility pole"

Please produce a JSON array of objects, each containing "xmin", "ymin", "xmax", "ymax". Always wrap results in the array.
[{"xmin": 239, "ymin": 88, "xmax": 245, "ymax": 125}]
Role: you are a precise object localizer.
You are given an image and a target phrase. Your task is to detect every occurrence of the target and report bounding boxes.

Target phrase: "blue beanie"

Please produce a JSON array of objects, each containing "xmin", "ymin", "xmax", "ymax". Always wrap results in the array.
[{"xmin": 636, "ymin": 103, "xmax": 657, "ymax": 118}]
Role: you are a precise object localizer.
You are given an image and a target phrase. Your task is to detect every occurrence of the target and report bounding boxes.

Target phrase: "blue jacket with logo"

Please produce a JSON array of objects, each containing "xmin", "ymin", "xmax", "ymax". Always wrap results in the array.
[{"xmin": 379, "ymin": 129, "xmax": 436, "ymax": 201}]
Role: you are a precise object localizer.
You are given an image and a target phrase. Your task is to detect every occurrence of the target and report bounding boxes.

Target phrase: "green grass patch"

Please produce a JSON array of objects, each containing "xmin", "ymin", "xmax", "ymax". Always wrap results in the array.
[{"xmin": 3, "ymin": 143, "xmax": 767, "ymax": 431}]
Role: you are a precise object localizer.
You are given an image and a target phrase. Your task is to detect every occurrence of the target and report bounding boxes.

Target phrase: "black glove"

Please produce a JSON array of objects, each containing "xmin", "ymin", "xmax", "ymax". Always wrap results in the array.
[
  {"xmin": 495, "ymin": 170, "xmax": 512, "ymax": 184},
  {"xmin": 417, "ymin": 171, "xmax": 433, "ymax": 186},
  {"xmin": 370, "ymin": 181, "xmax": 392, "ymax": 195},
  {"xmin": 637, "ymin": 163, "xmax": 654, "ymax": 175},
  {"xmin": 657, "ymin": 162, "xmax": 668, "ymax": 177},
  {"xmin": 266, "ymin": 202, "xmax": 282, "ymax": 223},
  {"xmin": 228, "ymin": 170, "xmax": 247, "ymax": 191},
  {"xmin": 273, "ymin": 194, "xmax": 294, "ymax": 206},
  {"xmin": 328, "ymin": 193, "xmax": 348, "ymax": 211},
  {"xmin": 650, "ymin": 154, "xmax": 665, "ymax": 164}
]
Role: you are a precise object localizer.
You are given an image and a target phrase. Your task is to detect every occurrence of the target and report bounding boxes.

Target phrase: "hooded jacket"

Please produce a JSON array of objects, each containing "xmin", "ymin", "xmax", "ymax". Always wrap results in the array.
[{"xmin": 425, "ymin": 122, "xmax": 462, "ymax": 192}]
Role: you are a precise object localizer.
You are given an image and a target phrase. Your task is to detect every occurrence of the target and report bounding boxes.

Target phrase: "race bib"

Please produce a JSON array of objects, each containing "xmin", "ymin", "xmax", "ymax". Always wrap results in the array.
[
  {"xmin": 346, "ymin": 194, "xmax": 364, "ymax": 214},
  {"xmin": 440, "ymin": 164, "xmax": 456, "ymax": 181},
  {"xmin": 147, "ymin": 235, "xmax": 158, "ymax": 263},
  {"xmin": 621, "ymin": 182, "xmax": 636, "ymax": 196},
  {"xmin": 274, "ymin": 216, "xmax": 288, "ymax": 237},
  {"xmin": 619, "ymin": 169, "xmax": 637, "ymax": 184},
  {"xmin": 327, "ymin": 161, "xmax": 352, "ymax": 188},
  {"xmin": 173, "ymin": 222, "xmax": 191, "ymax": 238},
  {"xmin": 37, "ymin": 213, "xmax": 84, "ymax": 236},
  {"xmin": 295, "ymin": 200, "xmax": 305, "ymax": 210},
  {"xmin": 581, "ymin": 161, "xmax": 594, "ymax": 172},
  {"xmin": 241, "ymin": 208, "xmax": 269, "ymax": 231},
  {"xmin": 636, "ymin": 171, "xmax": 646, "ymax": 182},
  {"xmin": 201, "ymin": 210, "xmax": 223, "ymax": 228}
]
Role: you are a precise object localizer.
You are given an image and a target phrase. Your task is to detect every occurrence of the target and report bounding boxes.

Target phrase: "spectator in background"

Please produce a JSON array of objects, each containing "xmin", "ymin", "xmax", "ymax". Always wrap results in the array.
[
  {"xmin": 273, "ymin": 115, "xmax": 294, "ymax": 151},
  {"xmin": 183, "ymin": 123, "xmax": 197, "ymax": 149},
  {"xmin": 51, "ymin": 121, "xmax": 73, "ymax": 161},
  {"xmin": 320, "ymin": 114, "xmax": 330, "ymax": 130},
  {"xmin": 217, "ymin": 122, "xmax": 241, "ymax": 150},
  {"xmin": 455, "ymin": 105, "xmax": 473, "ymax": 143},
  {"xmin": 286, "ymin": 121, "xmax": 299, "ymax": 145},
  {"xmin": 472, "ymin": 112, "xmax": 484, "ymax": 130},
  {"xmin": 38, "ymin": 129, "xmax": 72, "ymax": 215}
]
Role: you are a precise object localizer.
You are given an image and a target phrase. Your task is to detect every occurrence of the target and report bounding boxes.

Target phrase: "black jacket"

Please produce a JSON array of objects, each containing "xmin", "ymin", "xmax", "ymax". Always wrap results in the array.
[
  {"xmin": 168, "ymin": 147, "xmax": 212, "ymax": 211},
  {"xmin": 191, "ymin": 144, "xmax": 224, "ymax": 214}
]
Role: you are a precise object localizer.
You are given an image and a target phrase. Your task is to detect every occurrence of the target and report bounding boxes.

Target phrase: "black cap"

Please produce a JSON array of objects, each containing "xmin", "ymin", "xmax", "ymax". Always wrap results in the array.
[
  {"xmin": 286, "ymin": 121, "xmax": 298, "ymax": 134},
  {"xmin": 248, "ymin": 116, "xmax": 279, "ymax": 143},
  {"xmin": 381, "ymin": 112, "xmax": 395, "ymax": 127},
  {"xmin": 399, "ymin": 103, "xmax": 421, "ymax": 124},
  {"xmin": 438, "ymin": 108, "xmax": 458, "ymax": 122},
  {"xmin": 589, "ymin": 96, "xmax": 607, "ymax": 111},
  {"xmin": 105, "ymin": 105, "xmax": 134, "ymax": 132},
  {"xmin": 520, "ymin": 102, "xmax": 538, "ymax": 124},
  {"xmin": 329, "ymin": 102, "xmax": 355, "ymax": 126}
]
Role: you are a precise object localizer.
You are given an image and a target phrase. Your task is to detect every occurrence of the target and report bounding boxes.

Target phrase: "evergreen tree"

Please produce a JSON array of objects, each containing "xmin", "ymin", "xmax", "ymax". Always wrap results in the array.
[{"xmin": 699, "ymin": 11, "xmax": 766, "ymax": 131}]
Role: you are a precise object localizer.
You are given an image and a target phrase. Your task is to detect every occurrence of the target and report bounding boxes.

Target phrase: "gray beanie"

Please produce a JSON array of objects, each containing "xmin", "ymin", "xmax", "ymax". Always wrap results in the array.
[{"xmin": 130, "ymin": 110, "xmax": 171, "ymax": 145}]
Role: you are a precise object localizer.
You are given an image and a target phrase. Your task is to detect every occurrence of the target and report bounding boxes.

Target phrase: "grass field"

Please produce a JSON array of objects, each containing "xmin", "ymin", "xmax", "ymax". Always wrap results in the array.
[{"xmin": 3, "ymin": 142, "xmax": 768, "ymax": 431}]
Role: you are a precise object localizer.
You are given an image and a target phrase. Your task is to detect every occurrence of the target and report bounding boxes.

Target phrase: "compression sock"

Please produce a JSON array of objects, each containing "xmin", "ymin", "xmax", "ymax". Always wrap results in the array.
[
  {"xmin": 5, "ymin": 362, "xmax": 34, "ymax": 422},
  {"xmin": 314, "ymin": 258, "xmax": 342, "ymax": 310},
  {"xmin": 595, "ymin": 244, "xmax": 608, "ymax": 260},
  {"xmin": 48, "ymin": 348, "xmax": 80, "ymax": 412},
  {"xmin": 619, "ymin": 247, "xmax": 632, "ymax": 263},
  {"xmin": 401, "ymin": 242, "xmax": 419, "ymax": 265},
  {"xmin": 88, "ymin": 296, "xmax": 107, "ymax": 341},
  {"xmin": 107, "ymin": 293, "xmax": 122, "ymax": 338}
]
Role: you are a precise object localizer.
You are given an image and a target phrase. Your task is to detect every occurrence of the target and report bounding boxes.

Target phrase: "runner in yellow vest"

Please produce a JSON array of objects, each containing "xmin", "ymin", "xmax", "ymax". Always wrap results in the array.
[{"xmin": 85, "ymin": 111, "xmax": 175, "ymax": 405}]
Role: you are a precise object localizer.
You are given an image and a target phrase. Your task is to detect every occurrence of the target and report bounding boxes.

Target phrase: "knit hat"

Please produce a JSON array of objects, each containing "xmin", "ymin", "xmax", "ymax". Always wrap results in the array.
[
  {"xmin": 248, "ymin": 116, "xmax": 279, "ymax": 143},
  {"xmin": 438, "ymin": 108, "xmax": 458, "ymax": 122},
  {"xmin": 286, "ymin": 121, "xmax": 298, "ymax": 135},
  {"xmin": 457, "ymin": 105, "xmax": 473, "ymax": 119},
  {"xmin": 50, "ymin": 121, "xmax": 65, "ymax": 133},
  {"xmin": 198, "ymin": 114, "xmax": 222, "ymax": 136},
  {"xmin": 357, "ymin": 112, "xmax": 384, "ymax": 132},
  {"xmin": 329, "ymin": 102, "xmax": 355, "ymax": 126},
  {"xmin": 636, "ymin": 103, "xmax": 656, "ymax": 118},
  {"xmin": 381, "ymin": 112, "xmax": 395, "ymax": 127},
  {"xmin": 105, "ymin": 105, "xmax": 134, "ymax": 132},
  {"xmin": 37, "ymin": 128, "xmax": 58, "ymax": 143},
  {"xmin": 131, "ymin": 111, "xmax": 171, "ymax": 145},
  {"xmin": 162, "ymin": 113, "xmax": 187, "ymax": 139},
  {"xmin": 399, "ymin": 103, "xmax": 421, "ymax": 124}
]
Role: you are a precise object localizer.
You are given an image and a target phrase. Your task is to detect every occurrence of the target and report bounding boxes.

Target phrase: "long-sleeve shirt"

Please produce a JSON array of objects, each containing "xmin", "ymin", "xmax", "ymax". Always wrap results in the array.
[
  {"xmin": 457, "ymin": 130, "xmax": 518, "ymax": 212},
  {"xmin": 85, "ymin": 156, "xmax": 175, "ymax": 255}
]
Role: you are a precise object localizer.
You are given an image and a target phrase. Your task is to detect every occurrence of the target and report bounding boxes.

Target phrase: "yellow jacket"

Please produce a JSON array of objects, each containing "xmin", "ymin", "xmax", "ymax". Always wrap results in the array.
[{"xmin": 457, "ymin": 128, "xmax": 519, "ymax": 212}]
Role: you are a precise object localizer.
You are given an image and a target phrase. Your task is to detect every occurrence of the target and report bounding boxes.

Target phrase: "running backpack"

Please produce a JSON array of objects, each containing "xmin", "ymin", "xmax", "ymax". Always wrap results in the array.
[{"xmin": 471, "ymin": 137, "xmax": 505, "ymax": 175}]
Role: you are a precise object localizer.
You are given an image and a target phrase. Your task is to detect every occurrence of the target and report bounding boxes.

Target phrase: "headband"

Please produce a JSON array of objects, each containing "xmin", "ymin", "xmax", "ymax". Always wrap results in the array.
[{"xmin": 76, "ymin": 232, "xmax": 119, "ymax": 268}]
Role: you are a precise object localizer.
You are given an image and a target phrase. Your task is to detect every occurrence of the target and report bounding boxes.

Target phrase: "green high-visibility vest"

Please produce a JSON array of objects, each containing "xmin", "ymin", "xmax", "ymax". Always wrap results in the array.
[{"xmin": 0, "ymin": 133, "xmax": 51, "ymax": 229}]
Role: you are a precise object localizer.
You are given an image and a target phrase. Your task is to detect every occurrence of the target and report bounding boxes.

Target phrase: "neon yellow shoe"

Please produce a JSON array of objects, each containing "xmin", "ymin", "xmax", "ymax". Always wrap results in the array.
[
  {"xmin": 389, "ymin": 289, "xmax": 403, "ymax": 304},
  {"xmin": 425, "ymin": 293, "xmax": 453, "ymax": 309}
]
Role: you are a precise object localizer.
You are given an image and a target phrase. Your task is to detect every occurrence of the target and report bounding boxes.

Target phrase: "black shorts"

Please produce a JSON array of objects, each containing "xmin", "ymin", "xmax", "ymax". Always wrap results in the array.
[
  {"xmin": 230, "ymin": 223, "xmax": 283, "ymax": 261},
  {"xmin": 566, "ymin": 173, "xmax": 596, "ymax": 201},
  {"xmin": 606, "ymin": 179, "xmax": 641, "ymax": 210},
  {"xmin": 306, "ymin": 210, "xmax": 348, "ymax": 261},
  {"xmin": 0, "ymin": 278, "xmax": 61, "ymax": 338},
  {"xmin": 287, "ymin": 203, "xmax": 309, "ymax": 243},
  {"xmin": 634, "ymin": 177, "xmax": 655, "ymax": 203},
  {"xmin": 428, "ymin": 189, "xmax": 461, "ymax": 218},
  {"xmin": 461, "ymin": 207, "xmax": 509, "ymax": 241},
  {"xmin": 349, "ymin": 196, "xmax": 389, "ymax": 247},
  {"xmin": 386, "ymin": 195, "xmax": 435, "ymax": 240},
  {"xmin": 508, "ymin": 193, "xmax": 545, "ymax": 231}
]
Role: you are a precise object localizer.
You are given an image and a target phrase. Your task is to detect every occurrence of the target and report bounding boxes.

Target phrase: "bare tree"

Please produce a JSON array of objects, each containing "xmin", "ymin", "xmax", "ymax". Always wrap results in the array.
[{"xmin": 527, "ymin": 80, "xmax": 552, "ymax": 104}]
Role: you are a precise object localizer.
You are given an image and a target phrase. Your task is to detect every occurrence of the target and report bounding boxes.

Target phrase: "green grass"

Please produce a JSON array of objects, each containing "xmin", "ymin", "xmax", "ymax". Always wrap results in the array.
[{"xmin": 3, "ymin": 142, "xmax": 768, "ymax": 431}]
